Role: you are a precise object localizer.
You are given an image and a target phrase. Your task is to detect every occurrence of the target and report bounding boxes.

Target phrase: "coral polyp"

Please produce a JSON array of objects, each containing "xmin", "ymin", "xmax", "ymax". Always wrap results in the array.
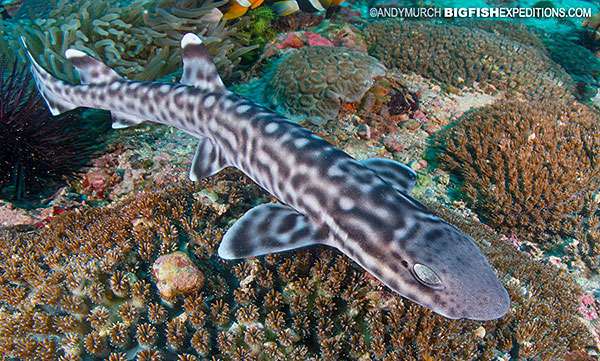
[
  {"xmin": 437, "ymin": 99, "xmax": 600, "ymax": 244},
  {"xmin": 363, "ymin": 20, "xmax": 575, "ymax": 101},
  {"xmin": 0, "ymin": 59, "xmax": 109, "ymax": 204},
  {"xmin": 0, "ymin": 170, "xmax": 593, "ymax": 359}
]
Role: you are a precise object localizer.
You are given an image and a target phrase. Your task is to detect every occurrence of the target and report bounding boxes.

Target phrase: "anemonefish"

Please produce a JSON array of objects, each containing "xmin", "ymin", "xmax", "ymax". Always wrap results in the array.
[
  {"xmin": 272, "ymin": 0, "xmax": 345, "ymax": 17},
  {"xmin": 223, "ymin": 0, "xmax": 265, "ymax": 20}
]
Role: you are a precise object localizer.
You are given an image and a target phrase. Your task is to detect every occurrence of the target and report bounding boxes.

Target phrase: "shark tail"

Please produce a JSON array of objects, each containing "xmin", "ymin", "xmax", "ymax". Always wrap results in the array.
[
  {"xmin": 20, "ymin": 37, "xmax": 79, "ymax": 116},
  {"xmin": 21, "ymin": 38, "xmax": 143, "ymax": 129}
]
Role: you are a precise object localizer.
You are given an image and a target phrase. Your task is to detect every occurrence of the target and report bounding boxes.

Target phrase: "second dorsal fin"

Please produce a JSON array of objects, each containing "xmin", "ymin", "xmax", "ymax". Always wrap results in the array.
[
  {"xmin": 64, "ymin": 49, "xmax": 122, "ymax": 84},
  {"xmin": 180, "ymin": 33, "xmax": 225, "ymax": 92}
]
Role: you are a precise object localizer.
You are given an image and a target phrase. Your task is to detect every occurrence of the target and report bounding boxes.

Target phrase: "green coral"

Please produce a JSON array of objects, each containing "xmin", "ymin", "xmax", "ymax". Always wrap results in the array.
[{"xmin": 235, "ymin": 6, "xmax": 277, "ymax": 63}]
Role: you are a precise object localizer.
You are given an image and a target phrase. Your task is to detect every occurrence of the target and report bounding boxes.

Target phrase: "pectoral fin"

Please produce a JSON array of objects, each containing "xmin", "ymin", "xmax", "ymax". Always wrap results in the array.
[
  {"xmin": 189, "ymin": 138, "xmax": 229, "ymax": 181},
  {"xmin": 360, "ymin": 158, "xmax": 417, "ymax": 193},
  {"xmin": 111, "ymin": 112, "xmax": 144, "ymax": 129},
  {"xmin": 218, "ymin": 203, "xmax": 329, "ymax": 259}
]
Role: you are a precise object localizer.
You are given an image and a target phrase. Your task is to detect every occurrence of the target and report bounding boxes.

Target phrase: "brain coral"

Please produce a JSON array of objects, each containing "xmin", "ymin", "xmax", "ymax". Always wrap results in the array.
[
  {"xmin": 0, "ymin": 169, "xmax": 593, "ymax": 360},
  {"xmin": 438, "ymin": 99, "xmax": 600, "ymax": 245},
  {"xmin": 267, "ymin": 46, "xmax": 386, "ymax": 124},
  {"xmin": 363, "ymin": 20, "xmax": 574, "ymax": 101},
  {"xmin": 0, "ymin": 0, "xmax": 255, "ymax": 83},
  {"xmin": 454, "ymin": 19, "xmax": 545, "ymax": 49}
]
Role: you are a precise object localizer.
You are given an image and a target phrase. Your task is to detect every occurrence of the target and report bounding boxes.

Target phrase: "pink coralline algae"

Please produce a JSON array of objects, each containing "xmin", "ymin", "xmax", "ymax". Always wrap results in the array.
[
  {"xmin": 578, "ymin": 293, "xmax": 599, "ymax": 321},
  {"xmin": 275, "ymin": 31, "xmax": 333, "ymax": 50},
  {"xmin": 276, "ymin": 32, "xmax": 305, "ymax": 49},
  {"xmin": 152, "ymin": 251, "xmax": 204, "ymax": 299},
  {"xmin": 305, "ymin": 32, "xmax": 334, "ymax": 47}
]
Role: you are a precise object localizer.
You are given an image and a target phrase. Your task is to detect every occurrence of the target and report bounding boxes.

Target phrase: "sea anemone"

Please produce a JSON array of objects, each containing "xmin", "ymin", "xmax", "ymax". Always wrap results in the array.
[{"xmin": 0, "ymin": 58, "xmax": 109, "ymax": 205}]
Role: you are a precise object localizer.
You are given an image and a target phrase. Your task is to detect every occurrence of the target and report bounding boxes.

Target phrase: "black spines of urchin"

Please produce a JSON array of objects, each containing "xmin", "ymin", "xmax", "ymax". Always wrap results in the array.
[{"xmin": 0, "ymin": 59, "xmax": 110, "ymax": 206}]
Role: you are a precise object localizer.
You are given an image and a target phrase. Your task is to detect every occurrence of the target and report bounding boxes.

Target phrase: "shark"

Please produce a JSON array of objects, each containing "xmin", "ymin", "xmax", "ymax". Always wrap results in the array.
[{"xmin": 22, "ymin": 33, "xmax": 510, "ymax": 320}]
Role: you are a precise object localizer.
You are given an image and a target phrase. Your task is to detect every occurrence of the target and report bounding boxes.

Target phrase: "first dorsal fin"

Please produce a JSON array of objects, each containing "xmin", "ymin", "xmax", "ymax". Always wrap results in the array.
[
  {"xmin": 64, "ymin": 49, "xmax": 121, "ymax": 84},
  {"xmin": 180, "ymin": 33, "xmax": 225, "ymax": 92},
  {"xmin": 360, "ymin": 158, "xmax": 417, "ymax": 194}
]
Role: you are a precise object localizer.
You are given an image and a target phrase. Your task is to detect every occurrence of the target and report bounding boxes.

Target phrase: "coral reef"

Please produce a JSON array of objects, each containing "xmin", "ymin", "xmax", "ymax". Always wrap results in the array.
[
  {"xmin": 437, "ymin": 99, "xmax": 600, "ymax": 246},
  {"xmin": 363, "ymin": 20, "xmax": 575, "ymax": 101},
  {"xmin": 453, "ymin": 19, "xmax": 545, "ymax": 49},
  {"xmin": 0, "ymin": 167, "xmax": 593, "ymax": 359},
  {"xmin": 575, "ymin": 197, "xmax": 600, "ymax": 273},
  {"xmin": 0, "ymin": 59, "xmax": 110, "ymax": 205},
  {"xmin": 267, "ymin": 46, "xmax": 386, "ymax": 124},
  {"xmin": 0, "ymin": 0, "xmax": 255, "ymax": 83},
  {"xmin": 542, "ymin": 34, "xmax": 600, "ymax": 94},
  {"xmin": 583, "ymin": 13, "xmax": 600, "ymax": 43}
]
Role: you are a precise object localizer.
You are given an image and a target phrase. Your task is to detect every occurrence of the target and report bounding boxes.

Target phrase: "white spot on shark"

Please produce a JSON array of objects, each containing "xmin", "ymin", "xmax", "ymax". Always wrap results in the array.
[
  {"xmin": 237, "ymin": 105, "xmax": 251, "ymax": 114},
  {"xmin": 294, "ymin": 138, "xmax": 309, "ymax": 148},
  {"xmin": 181, "ymin": 33, "xmax": 203, "ymax": 47},
  {"xmin": 339, "ymin": 196, "xmax": 354, "ymax": 210},
  {"xmin": 265, "ymin": 123, "xmax": 279, "ymax": 134},
  {"xmin": 204, "ymin": 95, "xmax": 216, "ymax": 108}
]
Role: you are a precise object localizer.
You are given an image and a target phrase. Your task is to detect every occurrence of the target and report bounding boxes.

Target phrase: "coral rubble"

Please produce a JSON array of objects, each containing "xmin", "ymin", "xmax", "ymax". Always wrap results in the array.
[
  {"xmin": 267, "ymin": 45, "xmax": 386, "ymax": 124},
  {"xmin": 437, "ymin": 99, "xmax": 600, "ymax": 247},
  {"xmin": 363, "ymin": 20, "xmax": 575, "ymax": 101}
]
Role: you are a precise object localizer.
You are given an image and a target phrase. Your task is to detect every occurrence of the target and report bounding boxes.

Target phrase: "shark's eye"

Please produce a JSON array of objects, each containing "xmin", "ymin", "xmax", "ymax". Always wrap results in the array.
[{"xmin": 413, "ymin": 263, "xmax": 443, "ymax": 288}]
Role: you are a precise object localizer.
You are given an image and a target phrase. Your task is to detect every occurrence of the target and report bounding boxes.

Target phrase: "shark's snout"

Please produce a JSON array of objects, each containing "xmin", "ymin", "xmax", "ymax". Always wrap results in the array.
[
  {"xmin": 400, "ymin": 221, "xmax": 511, "ymax": 321},
  {"xmin": 434, "ymin": 248, "xmax": 511, "ymax": 321},
  {"xmin": 444, "ymin": 275, "xmax": 510, "ymax": 321}
]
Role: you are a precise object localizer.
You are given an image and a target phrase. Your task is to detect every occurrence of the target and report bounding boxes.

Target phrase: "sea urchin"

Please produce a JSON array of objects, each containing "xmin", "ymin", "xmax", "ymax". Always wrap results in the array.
[{"xmin": 0, "ymin": 58, "xmax": 109, "ymax": 205}]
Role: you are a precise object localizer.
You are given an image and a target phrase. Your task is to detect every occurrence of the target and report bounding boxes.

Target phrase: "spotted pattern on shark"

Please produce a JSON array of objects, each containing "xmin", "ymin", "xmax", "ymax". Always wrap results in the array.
[{"xmin": 22, "ymin": 33, "xmax": 510, "ymax": 321}]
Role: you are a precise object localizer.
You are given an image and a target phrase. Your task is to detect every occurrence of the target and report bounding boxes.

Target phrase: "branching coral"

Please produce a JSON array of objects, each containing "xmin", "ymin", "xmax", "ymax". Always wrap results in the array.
[
  {"xmin": 1, "ymin": 0, "xmax": 255, "ymax": 83},
  {"xmin": 0, "ymin": 59, "xmax": 109, "ymax": 205},
  {"xmin": 437, "ymin": 99, "xmax": 600, "ymax": 245},
  {"xmin": 0, "ymin": 166, "xmax": 593, "ymax": 359},
  {"xmin": 363, "ymin": 20, "xmax": 574, "ymax": 101},
  {"xmin": 267, "ymin": 45, "xmax": 386, "ymax": 124}
]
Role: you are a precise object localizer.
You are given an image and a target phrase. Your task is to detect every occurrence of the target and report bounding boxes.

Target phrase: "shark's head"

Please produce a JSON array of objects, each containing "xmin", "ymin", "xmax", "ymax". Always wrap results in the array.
[{"xmin": 384, "ymin": 215, "xmax": 510, "ymax": 321}]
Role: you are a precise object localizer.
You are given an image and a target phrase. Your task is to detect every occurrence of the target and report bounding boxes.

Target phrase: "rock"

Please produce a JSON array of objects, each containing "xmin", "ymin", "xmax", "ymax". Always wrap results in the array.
[
  {"xmin": 152, "ymin": 251, "xmax": 204, "ymax": 299},
  {"xmin": 403, "ymin": 119, "xmax": 421, "ymax": 131},
  {"xmin": 356, "ymin": 124, "xmax": 371, "ymax": 139},
  {"xmin": 474, "ymin": 326, "xmax": 486, "ymax": 338}
]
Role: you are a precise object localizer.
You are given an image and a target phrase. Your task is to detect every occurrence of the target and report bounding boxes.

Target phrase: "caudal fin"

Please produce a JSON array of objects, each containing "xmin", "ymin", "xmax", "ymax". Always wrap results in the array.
[{"xmin": 20, "ymin": 37, "xmax": 78, "ymax": 116}]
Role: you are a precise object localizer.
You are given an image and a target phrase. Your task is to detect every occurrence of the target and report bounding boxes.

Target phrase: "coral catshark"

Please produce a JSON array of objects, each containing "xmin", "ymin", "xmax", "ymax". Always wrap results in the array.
[{"xmin": 23, "ymin": 34, "xmax": 509, "ymax": 320}]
